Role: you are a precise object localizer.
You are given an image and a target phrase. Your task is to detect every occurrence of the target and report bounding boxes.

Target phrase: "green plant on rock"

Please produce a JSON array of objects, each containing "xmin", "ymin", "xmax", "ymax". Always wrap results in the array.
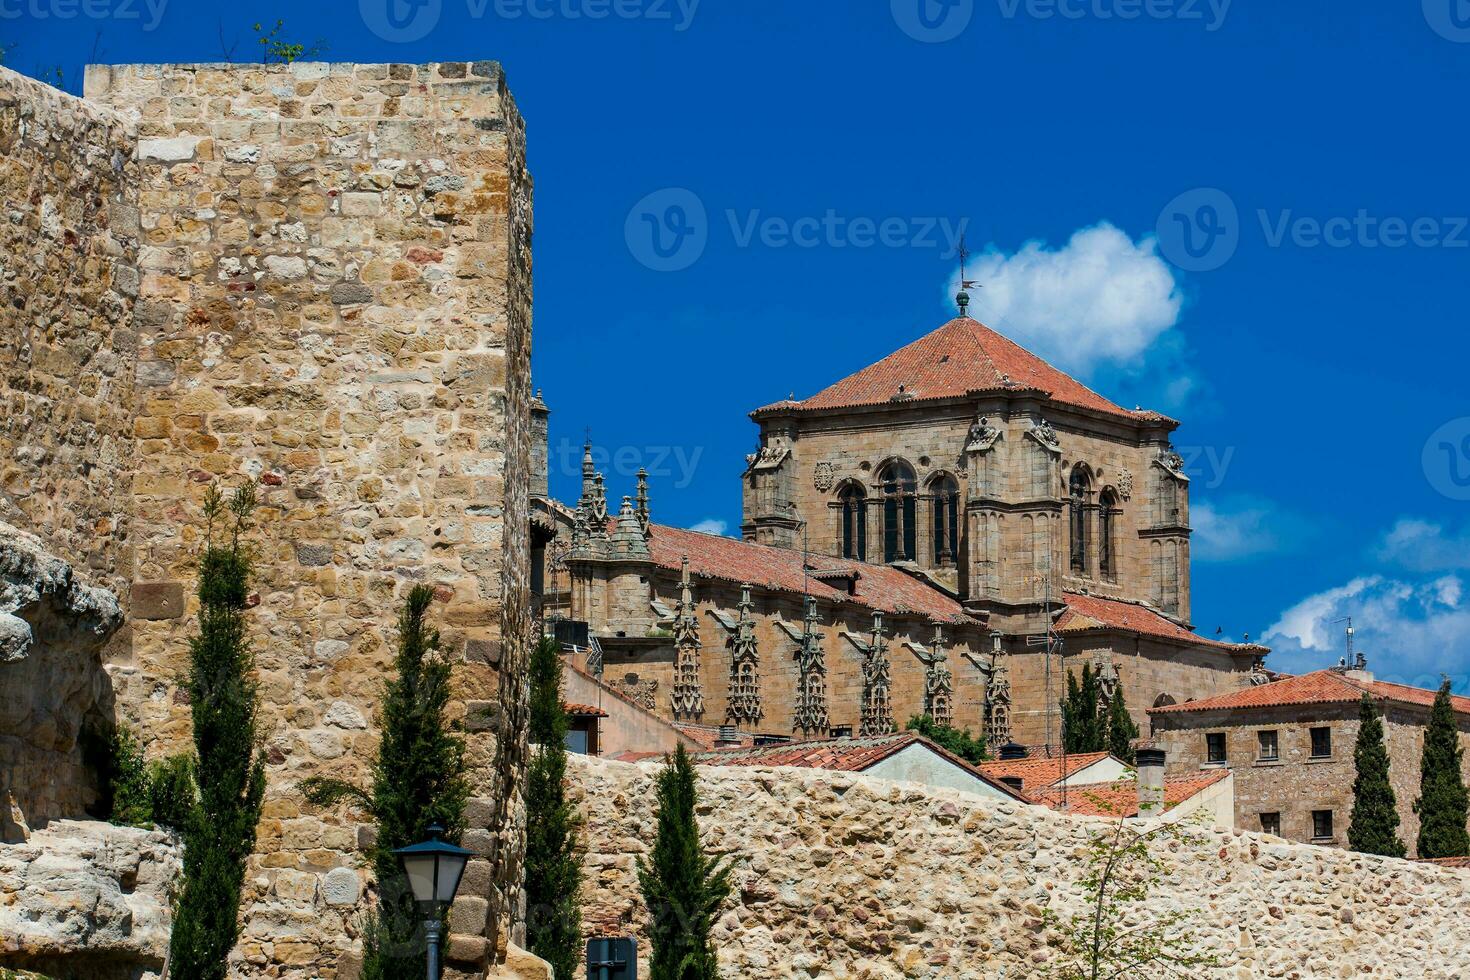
[
  {"xmin": 524, "ymin": 635, "xmax": 584, "ymax": 978},
  {"xmin": 637, "ymin": 744, "xmax": 733, "ymax": 980},
  {"xmin": 253, "ymin": 20, "xmax": 326, "ymax": 64},
  {"xmin": 1415, "ymin": 679, "xmax": 1470, "ymax": 859},
  {"xmin": 166, "ymin": 482, "xmax": 268, "ymax": 980},
  {"xmin": 107, "ymin": 725, "xmax": 154, "ymax": 828},
  {"xmin": 148, "ymin": 752, "xmax": 198, "ymax": 833},
  {"xmin": 302, "ymin": 584, "xmax": 468, "ymax": 980},
  {"xmin": 1348, "ymin": 693, "xmax": 1405, "ymax": 858},
  {"xmin": 905, "ymin": 714, "xmax": 989, "ymax": 763},
  {"xmin": 1041, "ymin": 814, "xmax": 1225, "ymax": 979}
]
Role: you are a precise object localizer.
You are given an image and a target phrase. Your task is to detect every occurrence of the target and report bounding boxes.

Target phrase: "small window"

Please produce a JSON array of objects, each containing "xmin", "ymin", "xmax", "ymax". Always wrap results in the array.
[
  {"xmin": 564, "ymin": 728, "xmax": 589, "ymax": 755},
  {"xmin": 1312, "ymin": 809, "xmax": 1334, "ymax": 840},
  {"xmin": 1257, "ymin": 730, "xmax": 1279, "ymax": 761},
  {"xmin": 829, "ymin": 725, "xmax": 853, "ymax": 739},
  {"xmin": 1206, "ymin": 732, "xmax": 1227, "ymax": 764},
  {"xmin": 1259, "ymin": 812, "xmax": 1281, "ymax": 836},
  {"xmin": 1310, "ymin": 727, "xmax": 1332, "ymax": 758}
]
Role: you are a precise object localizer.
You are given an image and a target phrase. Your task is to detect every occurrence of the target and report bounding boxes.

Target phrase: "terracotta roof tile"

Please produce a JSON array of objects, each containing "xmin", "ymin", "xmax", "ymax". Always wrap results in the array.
[
  {"xmin": 752, "ymin": 317, "xmax": 1165, "ymax": 423},
  {"xmin": 645, "ymin": 524, "xmax": 978, "ymax": 626},
  {"xmin": 977, "ymin": 751, "xmax": 1114, "ymax": 792},
  {"xmin": 672, "ymin": 723, "xmax": 757, "ymax": 750},
  {"xmin": 562, "ymin": 702, "xmax": 608, "ymax": 718},
  {"xmin": 1058, "ymin": 592, "xmax": 1263, "ymax": 653},
  {"xmin": 1149, "ymin": 669, "xmax": 1470, "ymax": 717},
  {"xmin": 1032, "ymin": 770, "xmax": 1230, "ymax": 818}
]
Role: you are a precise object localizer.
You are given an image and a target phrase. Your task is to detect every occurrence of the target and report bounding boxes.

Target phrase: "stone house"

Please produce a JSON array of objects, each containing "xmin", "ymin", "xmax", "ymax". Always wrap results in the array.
[{"xmin": 1149, "ymin": 667, "xmax": 1470, "ymax": 854}]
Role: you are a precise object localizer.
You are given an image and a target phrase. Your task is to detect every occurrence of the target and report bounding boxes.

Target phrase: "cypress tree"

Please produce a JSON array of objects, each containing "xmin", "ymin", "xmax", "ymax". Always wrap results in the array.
[
  {"xmin": 524, "ymin": 635, "xmax": 583, "ymax": 978},
  {"xmin": 637, "ymin": 745, "xmax": 733, "ymax": 980},
  {"xmin": 1062, "ymin": 663, "xmax": 1105, "ymax": 754},
  {"xmin": 1348, "ymin": 693, "xmax": 1405, "ymax": 858},
  {"xmin": 1105, "ymin": 686, "xmax": 1139, "ymax": 765},
  {"xmin": 304, "ymin": 585, "xmax": 469, "ymax": 979},
  {"xmin": 1415, "ymin": 680, "xmax": 1470, "ymax": 859},
  {"xmin": 168, "ymin": 483, "xmax": 268, "ymax": 980}
]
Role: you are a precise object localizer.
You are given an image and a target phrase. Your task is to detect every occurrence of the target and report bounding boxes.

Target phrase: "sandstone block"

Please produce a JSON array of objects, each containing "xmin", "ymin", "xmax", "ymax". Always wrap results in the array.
[
  {"xmin": 131, "ymin": 581, "xmax": 185, "ymax": 620},
  {"xmin": 323, "ymin": 866, "xmax": 361, "ymax": 907}
]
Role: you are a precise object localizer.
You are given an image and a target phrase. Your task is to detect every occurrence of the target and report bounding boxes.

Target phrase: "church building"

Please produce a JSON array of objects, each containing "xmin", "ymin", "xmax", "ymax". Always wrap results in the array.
[{"xmin": 540, "ymin": 305, "xmax": 1268, "ymax": 751}]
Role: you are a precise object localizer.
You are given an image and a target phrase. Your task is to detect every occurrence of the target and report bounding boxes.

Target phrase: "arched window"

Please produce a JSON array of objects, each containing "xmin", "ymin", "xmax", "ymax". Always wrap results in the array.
[
  {"xmin": 1153, "ymin": 693, "xmax": 1177, "ymax": 708},
  {"xmin": 838, "ymin": 483, "xmax": 867, "ymax": 561},
  {"xmin": 1098, "ymin": 489, "xmax": 1118, "ymax": 580},
  {"xmin": 1069, "ymin": 467, "xmax": 1091, "ymax": 574},
  {"xmin": 930, "ymin": 474, "xmax": 959, "ymax": 565},
  {"xmin": 878, "ymin": 461, "xmax": 917, "ymax": 563}
]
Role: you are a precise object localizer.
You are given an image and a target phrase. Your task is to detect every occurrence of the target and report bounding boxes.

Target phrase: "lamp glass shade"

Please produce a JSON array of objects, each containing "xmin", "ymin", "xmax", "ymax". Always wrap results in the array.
[
  {"xmin": 434, "ymin": 851, "xmax": 468, "ymax": 903},
  {"xmin": 401, "ymin": 851, "xmax": 439, "ymax": 905}
]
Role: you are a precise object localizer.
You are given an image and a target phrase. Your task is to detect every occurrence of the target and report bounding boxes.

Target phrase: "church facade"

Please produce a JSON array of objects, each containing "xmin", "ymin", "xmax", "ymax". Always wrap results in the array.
[{"xmin": 543, "ymin": 310, "xmax": 1268, "ymax": 750}]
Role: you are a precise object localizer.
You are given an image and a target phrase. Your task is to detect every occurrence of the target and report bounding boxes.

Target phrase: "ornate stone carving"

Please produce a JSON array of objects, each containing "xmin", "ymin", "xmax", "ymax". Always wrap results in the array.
[
  {"xmin": 812, "ymin": 461, "xmax": 836, "ymax": 492},
  {"xmin": 922, "ymin": 625, "xmax": 954, "ymax": 728},
  {"xmin": 1117, "ymin": 468, "xmax": 1134, "ymax": 500},
  {"xmin": 1029, "ymin": 418, "xmax": 1061, "ymax": 453},
  {"xmin": 985, "ymin": 654, "xmax": 1013, "ymax": 749},
  {"xmin": 793, "ymin": 596, "xmax": 829, "ymax": 737},
  {"xmin": 860, "ymin": 612, "xmax": 895, "ymax": 736},
  {"xmin": 1094, "ymin": 656, "xmax": 1120, "ymax": 704},
  {"xmin": 965, "ymin": 415, "xmax": 1001, "ymax": 454},
  {"xmin": 670, "ymin": 556, "xmax": 704, "ymax": 719},
  {"xmin": 746, "ymin": 436, "xmax": 791, "ymax": 472},
  {"xmin": 725, "ymin": 583, "xmax": 762, "ymax": 725},
  {"xmin": 1157, "ymin": 444, "xmax": 1186, "ymax": 477}
]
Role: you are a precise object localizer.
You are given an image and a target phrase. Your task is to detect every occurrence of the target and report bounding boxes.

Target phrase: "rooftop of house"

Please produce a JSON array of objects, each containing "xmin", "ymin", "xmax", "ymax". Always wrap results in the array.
[
  {"xmin": 1031, "ymin": 770, "xmax": 1231, "ymax": 818},
  {"xmin": 643, "ymin": 523, "xmax": 980, "ymax": 626},
  {"xmin": 688, "ymin": 731, "xmax": 1026, "ymax": 799},
  {"xmin": 976, "ymin": 751, "xmax": 1116, "ymax": 793},
  {"xmin": 563, "ymin": 702, "xmax": 608, "ymax": 718},
  {"xmin": 1148, "ymin": 668, "xmax": 1470, "ymax": 717},
  {"xmin": 1057, "ymin": 591, "xmax": 1267, "ymax": 653},
  {"xmin": 751, "ymin": 316, "xmax": 1171, "ymax": 424}
]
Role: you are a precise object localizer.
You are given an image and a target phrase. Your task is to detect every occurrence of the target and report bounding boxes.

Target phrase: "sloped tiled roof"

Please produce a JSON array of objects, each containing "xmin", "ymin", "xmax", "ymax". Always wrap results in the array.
[
  {"xmin": 977, "ymin": 751, "xmax": 1115, "ymax": 793},
  {"xmin": 691, "ymin": 732, "xmax": 1025, "ymax": 799},
  {"xmin": 563, "ymin": 702, "xmax": 609, "ymax": 718},
  {"xmin": 1032, "ymin": 770, "xmax": 1230, "ymax": 818},
  {"xmin": 673, "ymin": 723, "xmax": 757, "ymax": 751},
  {"xmin": 752, "ymin": 317, "xmax": 1163, "ymax": 423},
  {"xmin": 645, "ymin": 524, "xmax": 978, "ymax": 626},
  {"xmin": 1149, "ymin": 669, "xmax": 1470, "ymax": 717},
  {"xmin": 1058, "ymin": 592, "xmax": 1263, "ymax": 653}
]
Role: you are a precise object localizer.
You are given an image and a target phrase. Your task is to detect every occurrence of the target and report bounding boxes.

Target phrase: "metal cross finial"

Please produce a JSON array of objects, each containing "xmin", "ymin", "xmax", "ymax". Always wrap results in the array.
[{"xmin": 956, "ymin": 234, "xmax": 980, "ymax": 318}]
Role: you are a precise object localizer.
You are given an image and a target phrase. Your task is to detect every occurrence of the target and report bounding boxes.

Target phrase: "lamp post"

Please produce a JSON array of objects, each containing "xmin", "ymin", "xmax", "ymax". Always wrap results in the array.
[{"xmin": 394, "ymin": 824, "xmax": 473, "ymax": 980}]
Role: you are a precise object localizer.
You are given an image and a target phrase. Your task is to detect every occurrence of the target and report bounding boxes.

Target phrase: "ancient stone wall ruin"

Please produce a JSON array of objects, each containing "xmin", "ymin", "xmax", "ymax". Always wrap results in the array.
[
  {"xmin": 573, "ymin": 754, "xmax": 1470, "ymax": 978},
  {"xmin": 0, "ymin": 60, "xmax": 535, "ymax": 979}
]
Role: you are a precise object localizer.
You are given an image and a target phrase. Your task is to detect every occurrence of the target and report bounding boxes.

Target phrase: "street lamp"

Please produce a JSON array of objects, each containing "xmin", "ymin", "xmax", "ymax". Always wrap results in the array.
[{"xmin": 394, "ymin": 823, "xmax": 473, "ymax": 980}]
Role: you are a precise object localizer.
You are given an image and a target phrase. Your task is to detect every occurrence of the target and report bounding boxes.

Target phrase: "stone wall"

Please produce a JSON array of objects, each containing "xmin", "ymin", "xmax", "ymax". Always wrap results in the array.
[
  {"xmin": 572, "ymin": 754, "xmax": 1470, "ymax": 978},
  {"xmin": 70, "ymin": 60, "xmax": 536, "ymax": 978},
  {"xmin": 0, "ymin": 66, "xmax": 139, "ymax": 592}
]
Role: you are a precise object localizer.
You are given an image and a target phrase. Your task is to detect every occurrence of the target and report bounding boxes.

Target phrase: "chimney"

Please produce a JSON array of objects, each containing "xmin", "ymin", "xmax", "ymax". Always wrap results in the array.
[
  {"xmin": 999, "ymin": 741, "xmax": 1028, "ymax": 761},
  {"xmin": 999, "ymin": 776, "xmax": 1025, "ymax": 794},
  {"xmin": 715, "ymin": 725, "xmax": 740, "ymax": 747},
  {"xmin": 1136, "ymin": 747, "xmax": 1166, "ymax": 818}
]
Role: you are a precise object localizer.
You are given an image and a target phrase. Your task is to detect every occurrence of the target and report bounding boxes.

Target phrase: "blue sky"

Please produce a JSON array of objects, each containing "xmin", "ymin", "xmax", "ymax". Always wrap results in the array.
[{"xmin": 9, "ymin": 0, "xmax": 1470, "ymax": 687}]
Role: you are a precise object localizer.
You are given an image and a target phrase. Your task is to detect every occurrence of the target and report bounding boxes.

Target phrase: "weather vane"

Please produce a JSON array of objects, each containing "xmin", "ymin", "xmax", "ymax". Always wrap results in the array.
[{"xmin": 956, "ymin": 234, "xmax": 980, "ymax": 318}]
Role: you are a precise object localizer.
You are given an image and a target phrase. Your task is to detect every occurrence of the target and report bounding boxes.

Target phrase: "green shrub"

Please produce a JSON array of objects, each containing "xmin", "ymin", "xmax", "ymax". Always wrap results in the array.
[
  {"xmin": 905, "ymin": 714, "xmax": 989, "ymax": 763},
  {"xmin": 148, "ymin": 753, "xmax": 198, "ymax": 833},
  {"xmin": 108, "ymin": 726, "xmax": 154, "ymax": 828}
]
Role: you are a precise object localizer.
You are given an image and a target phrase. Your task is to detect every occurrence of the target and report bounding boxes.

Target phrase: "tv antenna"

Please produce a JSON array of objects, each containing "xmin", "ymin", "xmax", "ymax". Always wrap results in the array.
[{"xmin": 956, "ymin": 235, "xmax": 981, "ymax": 318}]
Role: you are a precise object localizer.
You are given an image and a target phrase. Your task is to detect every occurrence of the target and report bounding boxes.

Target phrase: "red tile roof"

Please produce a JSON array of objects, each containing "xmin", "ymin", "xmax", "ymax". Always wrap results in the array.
[
  {"xmin": 977, "ymin": 751, "xmax": 1115, "ymax": 793},
  {"xmin": 646, "ymin": 524, "xmax": 978, "ymax": 626},
  {"xmin": 1057, "ymin": 592, "xmax": 1264, "ymax": 653},
  {"xmin": 672, "ymin": 723, "xmax": 757, "ymax": 750},
  {"xmin": 563, "ymin": 702, "xmax": 608, "ymax": 718},
  {"xmin": 1149, "ymin": 669, "xmax": 1470, "ymax": 717},
  {"xmin": 691, "ymin": 732, "xmax": 1026, "ymax": 799},
  {"xmin": 1032, "ymin": 770, "xmax": 1230, "ymax": 818},
  {"xmin": 1421, "ymin": 857, "xmax": 1470, "ymax": 869},
  {"xmin": 752, "ymin": 317, "xmax": 1164, "ymax": 423}
]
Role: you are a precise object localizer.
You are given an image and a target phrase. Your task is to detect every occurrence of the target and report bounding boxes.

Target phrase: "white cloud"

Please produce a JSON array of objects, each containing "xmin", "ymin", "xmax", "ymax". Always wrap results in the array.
[
  {"xmin": 1376, "ymin": 518, "xmax": 1470, "ymax": 573},
  {"xmin": 947, "ymin": 222, "xmax": 1184, "ymax": 376},
  {"xmin": 689, "ymin": 518, "xmax": 729, "ymax": 536},
  {"xmin": 1264, "ymin": 573, "xmax": 1470, "ymax": 686},
  {"xmin": 1191, "ymin": 501, "xmax": 1278, "ymax": 562}
]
